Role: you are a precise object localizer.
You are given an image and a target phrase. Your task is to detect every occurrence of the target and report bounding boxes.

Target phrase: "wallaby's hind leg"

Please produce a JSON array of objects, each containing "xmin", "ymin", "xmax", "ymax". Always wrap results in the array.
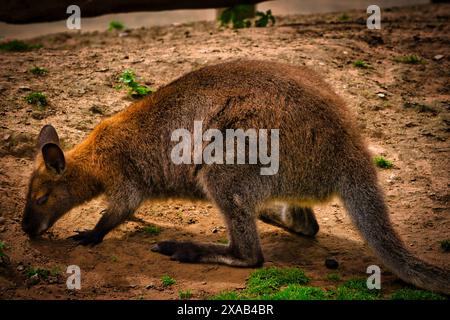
[
  {"xmin": 152, "ymin": 168, "xmax": 265, "ymax": 267},
  {"xmin": 258, "ymin": 202, "xmax": 319, "ymax": 237}
]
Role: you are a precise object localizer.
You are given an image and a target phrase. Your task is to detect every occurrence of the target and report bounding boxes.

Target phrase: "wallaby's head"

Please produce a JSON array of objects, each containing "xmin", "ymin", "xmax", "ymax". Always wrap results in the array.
[{"xmin": 22, "ymin": 125, "xmax": 76, "ymax": 237}]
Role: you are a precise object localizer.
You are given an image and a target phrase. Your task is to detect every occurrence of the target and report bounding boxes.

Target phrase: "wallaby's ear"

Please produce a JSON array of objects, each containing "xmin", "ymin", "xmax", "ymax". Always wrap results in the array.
[
  {"xmin": 42, "ymin": 143, "xmax": 65, "ymax": 174},
  {"xmin": 38, "ymin": 125, "xmax": 65, "ymax": 174},
  {"xmin": 38, "ymin": 124, "xmax": 61, "ymax": 149}
]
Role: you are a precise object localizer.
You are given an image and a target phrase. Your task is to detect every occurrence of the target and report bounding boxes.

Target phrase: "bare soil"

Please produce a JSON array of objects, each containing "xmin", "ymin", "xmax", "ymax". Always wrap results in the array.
[{"xmin": 0, "ymin": 4, "xmax": 449, "ymax": 299}]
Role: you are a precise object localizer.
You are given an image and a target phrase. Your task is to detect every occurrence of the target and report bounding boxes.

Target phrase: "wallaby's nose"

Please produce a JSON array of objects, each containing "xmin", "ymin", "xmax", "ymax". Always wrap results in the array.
[{"xmin": 22, "ymin": 208, "xmax": 37, "ymax": 238}]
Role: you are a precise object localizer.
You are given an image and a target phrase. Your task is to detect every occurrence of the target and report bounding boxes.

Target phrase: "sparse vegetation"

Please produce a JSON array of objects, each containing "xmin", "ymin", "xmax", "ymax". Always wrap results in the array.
[
  {"xmin": 394, "ymin": 54, "xmax": 424, "ymax": 64},
  {"xmin": 108, "ymin": 21, "xmax": 125, "ymax": 31},
  {"xmin": 119, "ymin": 70, "xmax": 155, "ymax": 98},
  {"xmin": 255, "ymin": 10, "xmax": 276, "ymax": 28},
  {"xmin": 0, "ymin": 40, "xmax": 42, "ymax": 52},
  {"xmin": 219, "ymin": 5, "xmax": 275, "ymax": 29},
  {"xmin": 390, "ymin": 288, "xmax": 445, "ymax": 300},
  {"xmin": 179, "ymin": 290, "xmax": 192, "ymax": 299},
  {"xmin": 440, "ymin": 239, "xmax": 450, "ymax": 252},
  {"xmin": 161, "ymin": 275, "xmax": 176, "ymax": 287},
  {"xmin": 219, "ymin": 5, "xmax": 253, "ymax": 29},
  {"xmin": 30, "ymin": 66, "xmax": 48, "ymax": 76},
  {"xmin": 143, "ymin": 225, "xmax": 161, "ymax": 236},
  {"xmin": 339, "ymin": 13, "xmax": 350, "ymax": 21},
  {"xmin": 353, "ymin": 60, "xmax": 370, "ymax": 69},
  {"xmin": 50, "ymin": 266, "xmax": 61, "ymax": 276},
  {"xmin": 374, "ymin": 156, "xmax": 393, "ymax": 169},
  {"xmin": 26, "ymin": 267, "xmax": 50, "ymax": 279},
  {"xmin": 25, "ymin": 92, "xmax": 48, "ymax": 108}
]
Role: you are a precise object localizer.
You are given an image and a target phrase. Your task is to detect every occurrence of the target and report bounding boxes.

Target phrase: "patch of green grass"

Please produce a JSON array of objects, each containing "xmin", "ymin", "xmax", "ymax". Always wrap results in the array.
[
  {"xmin": 390, "ymin": 288, "xmax": 446, "ymax": 300},
  {"xmin": 403, "ymin": 102, "xmax": 436, "ymax": 114},
  {"xmin": 255, "ymin": 10, "xmax": 276, "ymax": 28},
  {"xmin": 212, "ymin": 267, "xmax": 310, "ymax": 300},
  {"xmin": 353, "ymin": 60, "xmax": 370, "ymax": 69},
  {"xmin": 394, "ymin": 54, "xmax": 424, "ymax": 64},
  {"xmin": 119, "ymin": 70, "xmax": 155, "ymax": 98},
  {"xmin": 335, "ymin": 279, "xmax": 380, "ymax": 300},
  {"xmin": 161, "ymin": 275, "xmax": 176, "ymax": 287},
  {"xmin": 326, "ymin": 273, "xmax": 341, "ymax": 281},
  {"xmin": 108, "ymin": 21, "xmax": 124, "ymax": 31},
  {"xmin": 263, "ymin": 285, "xmax": 328, "ymax": 300},
  {"xmin": 30, "ymin": 66, "xmax": 48, "ymax": 76},
  {"xmin": 179, "ymin": 290, "xmax": 192, "ymax": 300},
  {"xmin": 25, "ymin": 92, "xmax": 48, "ymax": 109},
  {"xmin": 111, "ymin": 255, "xmax": 118, "ymax": 262},
  {"xmin": 0, "ymin": 40, "xmax": 42, "ymax": 52},
  {"xmin": 26, "ymin": 267, "xmax": 50, "ymax": 279},
  {"xmin": 246, "ymin": 267, "xmax": 309, "ymax": 295},
  {"xmin": 440, "ymin": 239, "xmax": 450, "ymax": 252},
  {"xmin": 0, "ymin": 241, "xmax": 6, "ymax": 257},
  {"xmin": 143, "ymin": 225, "xmax": 161, "ymax": 236},
  {"xmin": 374, "ymin": 156, "xmax": 394, "ymax": 169},
  {"xmin": 211, "ymin": 271, "xmax": 446, "ymax": 301}
]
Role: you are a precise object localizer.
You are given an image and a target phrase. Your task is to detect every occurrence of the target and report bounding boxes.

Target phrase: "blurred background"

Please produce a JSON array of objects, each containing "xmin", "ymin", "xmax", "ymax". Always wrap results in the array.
[{"xmin": 1, "ymin": 0, "xmax": 429, "ymax": 39}]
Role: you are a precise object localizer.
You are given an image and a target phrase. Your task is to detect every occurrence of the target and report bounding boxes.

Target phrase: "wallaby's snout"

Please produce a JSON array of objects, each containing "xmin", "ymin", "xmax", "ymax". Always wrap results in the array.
[{"xmin": 22, "ymin": 201, "xmax": 49, "ymax": 238}]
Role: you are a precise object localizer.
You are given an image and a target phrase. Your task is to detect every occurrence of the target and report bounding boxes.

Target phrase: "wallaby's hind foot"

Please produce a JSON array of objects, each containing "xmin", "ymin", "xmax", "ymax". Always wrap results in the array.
[
  {"xmin": 151, "ymin": 240, "xmax": 263, "ymax": 267},
  {"xmin": 259, "ymin": 202, "xmax": 319, "ymax": 237}
]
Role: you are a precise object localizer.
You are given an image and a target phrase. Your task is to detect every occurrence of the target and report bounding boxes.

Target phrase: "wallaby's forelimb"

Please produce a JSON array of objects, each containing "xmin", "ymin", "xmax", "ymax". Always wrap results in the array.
[
  {"xmin": 258, "ymin": 202, "xmax": 319, "ymax": 237},
  {"xmin": 70, "ymin": 188, "xmax": 141, "ymax": 246}
]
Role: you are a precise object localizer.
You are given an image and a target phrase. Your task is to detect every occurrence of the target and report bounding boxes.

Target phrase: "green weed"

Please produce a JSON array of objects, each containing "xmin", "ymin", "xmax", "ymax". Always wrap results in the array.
[
  {"xmin": 374, "ymin": 156, "xmax": 393, "ymax": 169},
  {"xmin": 0, "ymin": 40, "xmax": 42, "ymax": 52},
  {"xmin": 161, "ymin": 275, "xmax": 176, "ymax": 287},
  {"xmin": 119, "ymin": 70, "xmax": 155, "ymax": 98},
  {"xmin": 25, "ymin": 92, "xmax": 48, "ymax": 108}
]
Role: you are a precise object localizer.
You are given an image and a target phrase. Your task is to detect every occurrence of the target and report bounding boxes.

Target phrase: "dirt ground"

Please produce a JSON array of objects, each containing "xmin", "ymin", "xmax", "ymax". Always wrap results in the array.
[{"xmin": 0, "ymin": 4, "xmax": 449, "ymax": 299}]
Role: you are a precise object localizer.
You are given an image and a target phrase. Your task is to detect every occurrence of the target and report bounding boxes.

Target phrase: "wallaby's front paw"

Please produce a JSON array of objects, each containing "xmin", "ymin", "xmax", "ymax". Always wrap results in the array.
[
  {"xmin": 151, "ymin": 241, "xmax": 201, "ymax": 263},
  {"xmin": 69, "ymin": 230, "xmax": 103, "ymax": 246}
]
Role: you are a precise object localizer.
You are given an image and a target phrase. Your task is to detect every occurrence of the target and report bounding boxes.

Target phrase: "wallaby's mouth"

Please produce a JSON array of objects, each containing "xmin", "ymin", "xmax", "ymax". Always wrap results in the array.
[{"xmin": 22, "ymin": 217, "xmax": 51, "ymax": 238}]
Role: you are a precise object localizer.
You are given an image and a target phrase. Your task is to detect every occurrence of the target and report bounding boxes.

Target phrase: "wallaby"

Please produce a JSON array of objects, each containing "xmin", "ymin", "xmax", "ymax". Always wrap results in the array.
[{"xmin": 22, "ymin": 60, "xmax": 449, "ymax": 294}]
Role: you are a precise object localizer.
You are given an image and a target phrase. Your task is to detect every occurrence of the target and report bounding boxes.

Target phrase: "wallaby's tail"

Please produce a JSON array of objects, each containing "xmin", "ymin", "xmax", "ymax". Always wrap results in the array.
[{"xmin": 339, "ymin": 168, "xmax": 450, "ymax": 295}]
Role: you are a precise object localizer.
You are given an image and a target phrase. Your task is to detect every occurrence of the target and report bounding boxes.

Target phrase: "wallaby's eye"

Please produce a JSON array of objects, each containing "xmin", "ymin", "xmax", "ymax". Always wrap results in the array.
[{"xmin": 36, "ymin": 194, "xmax": 49, "ymax": 205}]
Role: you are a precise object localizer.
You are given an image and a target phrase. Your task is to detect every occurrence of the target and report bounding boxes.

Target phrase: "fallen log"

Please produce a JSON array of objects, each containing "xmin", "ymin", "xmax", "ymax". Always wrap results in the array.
[{"xmin": 1, "ymin": 0, "xmax": 264, "ymax": 24}]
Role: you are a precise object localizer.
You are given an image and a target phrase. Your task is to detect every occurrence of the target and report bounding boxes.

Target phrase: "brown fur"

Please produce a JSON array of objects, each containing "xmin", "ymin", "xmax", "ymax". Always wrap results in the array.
[{"xmin": 22, "ymin": 60, "xmax": 450, "ymax": 293}]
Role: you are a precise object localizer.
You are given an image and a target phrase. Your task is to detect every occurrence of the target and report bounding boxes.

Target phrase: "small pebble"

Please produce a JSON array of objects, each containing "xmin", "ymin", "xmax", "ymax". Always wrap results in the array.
[
  {"xmin": 146, "ymin": 283, "xmax": 155, "ymax": 289},
  {"xmin": 433, "ymin": 54, "xmax": 444, "ymax": 61},
  {"xmin": 325, "ymin": 258, "xmax": 339, "ymax": 269}
]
